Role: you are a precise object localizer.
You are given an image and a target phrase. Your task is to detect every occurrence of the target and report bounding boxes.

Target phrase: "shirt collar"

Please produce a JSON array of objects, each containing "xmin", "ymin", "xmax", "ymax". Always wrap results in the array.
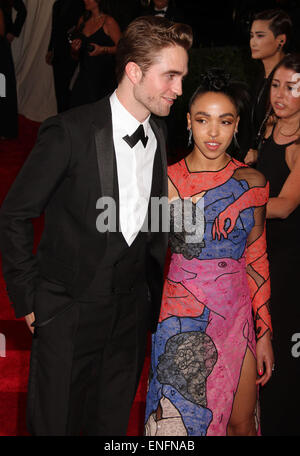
[
  {"xmin": 110, "ymin": 90, "xmax": 151, "ymax": 137},
  {"xmin": 154, "ymin": 6, "xmax": 168, "ymax": 12}
]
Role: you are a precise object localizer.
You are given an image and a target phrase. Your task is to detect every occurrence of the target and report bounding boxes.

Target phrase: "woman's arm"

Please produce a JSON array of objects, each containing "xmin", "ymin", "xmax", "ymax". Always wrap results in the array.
[
  {"xmin": 70, "ymin": 16, "xmax": 84, "ymax": 59},
  {"xmin": 266, "ymin": 145, "xmax": 300, "ymax": 219},
  {"xmin": 244, "ymin": 177, "xmax": 274, "ymax": 386},
  {"xmin": 89, "ymin": 15, "xmax": 121, "ymax": 57},
  {"xmin": 103, "ymin": 15, "xmax": 121, "ymax": 51}
]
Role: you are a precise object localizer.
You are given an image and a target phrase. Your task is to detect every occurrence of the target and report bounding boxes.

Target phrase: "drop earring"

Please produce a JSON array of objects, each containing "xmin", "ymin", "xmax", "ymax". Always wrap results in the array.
[
  {"xmin": 277, "ymin": 40, "xmax": 284, "ymax": 51},
  {"xmin": 188, "ymin": 128, "xmax": 193, "ymax": 147},
  {"xmin": 233, "ymin": 131, "xmax": 239, "ymax": 149}
]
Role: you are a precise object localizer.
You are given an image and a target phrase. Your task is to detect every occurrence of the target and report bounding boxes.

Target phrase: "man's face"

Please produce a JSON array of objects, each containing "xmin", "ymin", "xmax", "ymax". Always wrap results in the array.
[
  {"xmin": 133, "ymin": 45, "xmax": 188, "ymax": 117},
  {"xmin": 153, "ymin": 0, "xmax": 169, "ymax": 9}
]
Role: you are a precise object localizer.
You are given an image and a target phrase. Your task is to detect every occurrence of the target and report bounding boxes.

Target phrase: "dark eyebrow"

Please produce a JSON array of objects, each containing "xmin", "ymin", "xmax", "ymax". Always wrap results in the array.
[
  {"xmin": 194, "ymin": 111, "xmax": 235, "ymax": 118},
  {"xmin": 164, "ymin": 70, "xmax": 186, "ymax": 76},
  {"xmin": 220, "ymin": 113, "xmax": 235, "ymax": 118},
  {"xmin": 273, "ymin": 78, "xmax": 297, "ymax": 84}
]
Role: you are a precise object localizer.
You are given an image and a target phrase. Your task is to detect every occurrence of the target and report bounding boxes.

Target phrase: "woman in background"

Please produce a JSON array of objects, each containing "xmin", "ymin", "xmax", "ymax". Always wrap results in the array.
[
  {"xmin": 242, "ymin": 9, "xmax": 292, "ymax": 165},
  {"xmin": 70, "ymin": 0, "xmax": 121, "ymax": 108},
  {"xmin": 256, "ymin": 53, "xmax": 300, "ymax": 436},
  {"xmin": 145, "ymin": 69, "xmax": 274, "ymax": 436}
]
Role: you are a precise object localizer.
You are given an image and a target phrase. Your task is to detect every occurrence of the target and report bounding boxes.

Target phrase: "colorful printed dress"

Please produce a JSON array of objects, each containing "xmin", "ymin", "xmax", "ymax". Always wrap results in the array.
[{"xmin": 145, "ymin": 157, "xmax": 272, "ymax": 436}]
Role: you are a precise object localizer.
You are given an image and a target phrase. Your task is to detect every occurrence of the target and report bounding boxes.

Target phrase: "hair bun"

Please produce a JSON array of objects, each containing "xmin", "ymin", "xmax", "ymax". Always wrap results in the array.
[{"xmin": 200, "ymin": 68, "xmax": 232, "ymax": 91}]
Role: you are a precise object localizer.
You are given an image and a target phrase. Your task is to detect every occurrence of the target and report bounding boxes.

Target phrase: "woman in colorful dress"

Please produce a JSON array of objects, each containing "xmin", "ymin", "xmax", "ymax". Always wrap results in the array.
[{"xmin": 145, "ymin": 69, "xmax": 274, "ymax": 436}]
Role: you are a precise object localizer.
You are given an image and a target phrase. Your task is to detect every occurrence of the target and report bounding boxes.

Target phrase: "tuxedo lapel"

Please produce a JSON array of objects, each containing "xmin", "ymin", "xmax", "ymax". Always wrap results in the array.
[
  {"xmin": 149, "ymin": 117, "xmax": 168, "ymax": 197},
  {"xmin": 92, "ymin": 100, "xmax": 115, "ymax": 202}
]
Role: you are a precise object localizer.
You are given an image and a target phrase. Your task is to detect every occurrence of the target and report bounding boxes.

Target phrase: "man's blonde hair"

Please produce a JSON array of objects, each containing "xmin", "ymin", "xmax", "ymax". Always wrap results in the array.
[{"xmin": 116, "ymin": 16, "xmax": 193, "ymax": 83}]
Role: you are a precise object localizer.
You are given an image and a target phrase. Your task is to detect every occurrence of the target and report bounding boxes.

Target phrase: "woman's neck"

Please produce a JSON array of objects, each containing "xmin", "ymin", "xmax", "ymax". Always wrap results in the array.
[
  {"xmin": 90, "ymin": 8, "xmax": 103, "ymax": 19},
  {"xmin": 187, "ymin": 150, "xmax": 231, "ymax": 172},
  {"xmin": 277, "ymin": 115, "xmax": 300, "ymax": 137},
  {"xmin": 262, "ymin": 52, "xmax": 285, "ymax": 78}
]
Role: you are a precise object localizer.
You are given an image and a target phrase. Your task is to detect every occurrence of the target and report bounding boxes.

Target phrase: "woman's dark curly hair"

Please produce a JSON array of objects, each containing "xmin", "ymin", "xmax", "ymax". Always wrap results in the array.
[{"xmin": 188, "ymin": 68, "xmax": 251, "ymax": 116}]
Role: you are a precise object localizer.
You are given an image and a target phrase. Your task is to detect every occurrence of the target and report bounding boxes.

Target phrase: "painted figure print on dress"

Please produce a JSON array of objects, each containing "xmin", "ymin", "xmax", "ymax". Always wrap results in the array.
[{"xmin": 145, "ymin": 157, "xmax": 272, "ymax": 436}]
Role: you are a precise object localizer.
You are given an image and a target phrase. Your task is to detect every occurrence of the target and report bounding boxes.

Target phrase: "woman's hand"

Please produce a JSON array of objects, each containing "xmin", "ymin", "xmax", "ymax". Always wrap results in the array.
[
  {"xmin": 45, "ymin": 50, "xmax": 53, "ymax": 65},
  {"xmin": 244, "ymin": 148, "xmax": 258, "ymax": 166},
  {"xmin": 71, "ymin": 38, "xmax": 82, "ymax": 52},
  {"xmin": 6, "ymin": 32, "xmax": 15, "ymax": 43},
  {"xmin": 212, "ymin": 205, "xmax": 239, "ymax": 240},
  {"xmin": 88, "ymin": 43, "xmax": 109, "ymax": 56},
  {"xmin": 256, "ymin": 331, "xmax": 274, "ymax": 386}
]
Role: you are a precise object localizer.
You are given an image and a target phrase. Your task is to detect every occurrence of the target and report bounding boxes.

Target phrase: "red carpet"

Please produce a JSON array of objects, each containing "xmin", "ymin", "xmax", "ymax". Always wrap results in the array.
[{"xmin": 0, "ymin": 115, "xmax": 150, "ymax": 436}]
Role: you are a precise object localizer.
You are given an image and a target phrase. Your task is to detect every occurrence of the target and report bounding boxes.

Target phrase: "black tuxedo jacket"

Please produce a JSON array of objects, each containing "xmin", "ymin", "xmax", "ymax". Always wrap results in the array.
[
  {"xmin": 142, "ymin": 5, "xmax": 185, "ymax": 24},
  {"xmin": 0, "ymin": 96, "xmax": 168, "ymax": 332}
]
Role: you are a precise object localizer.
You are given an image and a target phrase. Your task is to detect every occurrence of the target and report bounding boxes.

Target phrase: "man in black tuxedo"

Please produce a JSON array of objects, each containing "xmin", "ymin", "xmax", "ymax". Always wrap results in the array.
[
  {"xmin": 46, "ymin": 0, "xmax": 84, "ymax": 112},
  {"xmin": 0, "ymin": 16, "xmax": 192, "ymax": 435},
  {"xmin": 142, "ymin": 0, "xmax": 185, "ymax": 23}
]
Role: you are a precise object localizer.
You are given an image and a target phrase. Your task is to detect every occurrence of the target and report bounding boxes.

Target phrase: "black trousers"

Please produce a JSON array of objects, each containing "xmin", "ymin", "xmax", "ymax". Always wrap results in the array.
[{"xmin": 26, "ymin": 278, "xmax": 149, "ymax": 436}]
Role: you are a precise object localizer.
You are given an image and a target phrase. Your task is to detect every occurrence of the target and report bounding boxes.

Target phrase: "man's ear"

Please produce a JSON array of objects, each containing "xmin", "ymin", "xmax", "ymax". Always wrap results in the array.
[{"xmin": 125, "ymin": 61, "xmax": 143, "ymax": 85}]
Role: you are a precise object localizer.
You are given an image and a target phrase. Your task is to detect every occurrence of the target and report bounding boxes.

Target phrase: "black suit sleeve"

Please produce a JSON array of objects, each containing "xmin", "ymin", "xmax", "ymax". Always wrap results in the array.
[
  {"xmin": 0, "ymin": 116, "xmax": 72, "ymax": 318},
  {"xmin": 10, "ymin": 0, "xmax": 27, "ymax": 37}
]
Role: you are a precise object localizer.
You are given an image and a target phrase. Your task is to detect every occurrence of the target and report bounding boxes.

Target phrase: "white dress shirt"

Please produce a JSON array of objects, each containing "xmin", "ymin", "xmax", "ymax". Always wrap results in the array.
[
  {"xmin": 110, "ymin": 91, "xmax": 157, "ymax": 246},
  {"xmin": 154, "ymin": 6, "xmax": 168, "ymax": 17}
]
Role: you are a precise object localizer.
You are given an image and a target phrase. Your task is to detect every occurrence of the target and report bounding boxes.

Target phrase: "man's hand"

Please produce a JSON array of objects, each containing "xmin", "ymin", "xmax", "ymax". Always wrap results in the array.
[{"xmin": 24, "ymin": 312, "xmax": 35, "ymax": 334}]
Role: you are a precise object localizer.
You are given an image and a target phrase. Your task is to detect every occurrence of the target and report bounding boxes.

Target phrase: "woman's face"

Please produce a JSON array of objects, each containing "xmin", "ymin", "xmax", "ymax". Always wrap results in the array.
[
  {"xmin": 250, "ymin": 20, "xmax": 284, "ymax": 60},
  {"xmin": 84, "ymin": 0, "xmax": 100, "ymax": 12},
  {"xmin": 187, "ymin": 92, "xmax": 239, "ymax": 162},
  {"xmin": 271, "ymin": 66, "xmax": 300, "ymax": 119}
]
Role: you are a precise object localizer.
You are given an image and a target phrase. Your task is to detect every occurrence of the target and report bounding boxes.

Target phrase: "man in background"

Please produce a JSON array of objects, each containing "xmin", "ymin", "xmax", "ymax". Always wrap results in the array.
[{"xmin": 142, "ymin": 0, "xmax": 185, "ymax": 23}]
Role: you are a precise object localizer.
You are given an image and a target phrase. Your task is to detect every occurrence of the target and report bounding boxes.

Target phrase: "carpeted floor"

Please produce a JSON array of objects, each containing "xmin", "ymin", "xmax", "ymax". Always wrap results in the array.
[{"xmin": 0, "ymin": 115, "xmax": 149, "ymax": 436}]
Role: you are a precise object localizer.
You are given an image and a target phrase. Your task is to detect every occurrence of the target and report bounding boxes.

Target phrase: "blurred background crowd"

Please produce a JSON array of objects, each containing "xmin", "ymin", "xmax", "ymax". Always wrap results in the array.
[{"xmin": 1, "ymin": 0, "xmax": 300, "ymax": 141}]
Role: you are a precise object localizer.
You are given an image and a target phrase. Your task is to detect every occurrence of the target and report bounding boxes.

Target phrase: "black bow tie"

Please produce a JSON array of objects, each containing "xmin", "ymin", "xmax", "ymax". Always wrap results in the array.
[
  {"xmin": 155, "ymin": 9, "xmax": 167, "ymax": 14},
  {"xmin": 123, "ymin": 124, "xmax": 148, "ymax": 148}
]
